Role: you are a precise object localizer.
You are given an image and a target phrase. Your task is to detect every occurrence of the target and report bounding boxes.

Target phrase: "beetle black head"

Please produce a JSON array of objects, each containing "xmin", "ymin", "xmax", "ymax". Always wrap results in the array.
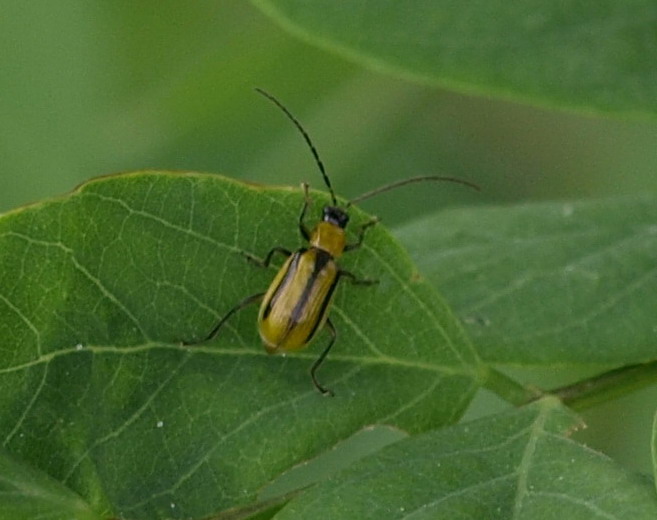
[{"xmin": 323, "ymin": 206, "xmax": 350, "ymax": 229}]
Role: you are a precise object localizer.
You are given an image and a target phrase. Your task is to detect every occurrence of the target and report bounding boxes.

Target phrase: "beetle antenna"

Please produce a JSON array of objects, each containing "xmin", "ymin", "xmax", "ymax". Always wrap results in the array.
[
  {"xmin": 347, "ymin": 175, "xmax": 480, "ymax": 207},
  {"xmin": 255, "ymin": 88, "xmax": 337, "ymax": 206}
]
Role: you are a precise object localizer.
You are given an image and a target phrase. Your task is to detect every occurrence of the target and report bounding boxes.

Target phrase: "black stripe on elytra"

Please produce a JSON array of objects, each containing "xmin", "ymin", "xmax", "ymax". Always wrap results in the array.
[
  {"xmin": 303, "ymin": 269, "xmax": 340, "ymax": 344},
  {"xmin": 261, "ymin": 249, "xmax": 305, "ymax": 321},
  {"xmin": 289, "ymin": 248, "xmax": 334, "ymax": 326}
]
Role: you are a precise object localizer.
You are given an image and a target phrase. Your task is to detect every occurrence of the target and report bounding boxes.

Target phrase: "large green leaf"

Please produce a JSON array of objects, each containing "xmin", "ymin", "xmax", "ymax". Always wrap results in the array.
[
  {"xmin": 273, "ymin": 397, "xmax": 657, "ymax": 519},
  {"xmin": 252, "ymin": 0, "xmax": 657, "ymax": 115},
  {"xmin": 0, "ymin": 171, "xmax": 481, "ymax": 518},
  {"xmin": 396, "ymin": 196, "xmax": 657, "ymax": 365}
]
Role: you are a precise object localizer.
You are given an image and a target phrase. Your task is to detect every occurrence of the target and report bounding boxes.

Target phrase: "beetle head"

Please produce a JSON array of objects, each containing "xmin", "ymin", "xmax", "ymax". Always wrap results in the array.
[{"xmin": 322, "ymin": 206, "xmax": 350, "ymax": 229}]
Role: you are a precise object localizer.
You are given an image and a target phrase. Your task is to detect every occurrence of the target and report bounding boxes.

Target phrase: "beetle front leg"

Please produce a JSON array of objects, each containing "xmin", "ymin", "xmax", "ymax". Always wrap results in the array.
[
  {"xmin": 344, "ymin": 217, "xmax": 380, "ymax": 252},
  {"xmin": 298, "ymin": 182, "xmax": 312, "ymax": 242},
  {"xmin": 338, "ymin": 269, "xmax": 379, "ymax": 286}
]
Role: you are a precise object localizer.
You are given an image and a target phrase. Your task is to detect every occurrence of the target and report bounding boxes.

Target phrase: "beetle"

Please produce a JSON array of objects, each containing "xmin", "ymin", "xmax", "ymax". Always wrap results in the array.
[{"xmin": 185, "ymin": 88, "xmax": 479, "ymax": 396}]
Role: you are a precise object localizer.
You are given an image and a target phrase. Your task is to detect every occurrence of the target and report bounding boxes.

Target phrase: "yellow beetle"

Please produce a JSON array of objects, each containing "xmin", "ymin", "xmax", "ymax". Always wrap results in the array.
[{"xmin": 186, "ymin": 89, "xmax": 479, "ymax": 395}]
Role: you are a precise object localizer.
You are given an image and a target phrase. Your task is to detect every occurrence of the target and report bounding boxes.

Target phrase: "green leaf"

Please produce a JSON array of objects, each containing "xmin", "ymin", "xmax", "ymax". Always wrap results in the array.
[
  {"xmin": 652, "ymin": 409, "xmax": 657, "ymax": 493},
  {"xmin": 251, "ymin": 0, "xmax": 657, "ymax": 116},
  {"xmin": 0, "ymin": 449, "xmax": 100, "ymax": 520},
  {"xmin": 273, "ymin": 397, "xmax": 657, "ymax": 519},
  {"xmin": 396, "ymin": 195, "xmax": 657, "ymax": 366},
  {"xmin": 0, "ymin": 171, "xmax": 481, "ymax": 518},
  {"xmin": 259, "ymin": 425, "xmax": 408, "ymax": 501}
]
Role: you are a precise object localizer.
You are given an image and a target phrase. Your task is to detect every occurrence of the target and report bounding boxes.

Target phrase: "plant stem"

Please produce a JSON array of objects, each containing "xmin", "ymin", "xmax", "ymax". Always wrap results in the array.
[
  {"xmin": 483, "ymin": 367, "xmax": 543, "ymax": 406},
  {"xmin": 483, "ymin": 361, "xmax": 657, "ymax": 411},
  {"xmin": 547, "ymin": 360, "xmax": 657, "ymax": 411}
]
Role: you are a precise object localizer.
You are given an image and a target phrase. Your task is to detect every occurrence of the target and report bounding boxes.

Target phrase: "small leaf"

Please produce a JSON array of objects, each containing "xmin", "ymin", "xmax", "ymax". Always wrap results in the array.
[
  {"xmin": 0, "ymin": 449, "xmax": 100, "ymax": 520},
  {"xmin": 251, "ymin": 0, "xmax": 657, "ymax": 115},
  {"xmin": 274, "ymin": 398, "xmax": 657, "ymax": 519},
  {"xmin": 0, "ymin": 171, "xmax": 481, "ymax": 518},
  {"xmin": 397, "ymin": 196, "xmax": 657, "ymax": 365}
]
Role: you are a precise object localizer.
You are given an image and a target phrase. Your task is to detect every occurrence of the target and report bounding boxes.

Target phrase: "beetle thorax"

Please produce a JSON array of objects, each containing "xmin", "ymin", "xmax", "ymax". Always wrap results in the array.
[{"xmin": 310, "ymin": 221, "xmax": 346, "ymax": 257}]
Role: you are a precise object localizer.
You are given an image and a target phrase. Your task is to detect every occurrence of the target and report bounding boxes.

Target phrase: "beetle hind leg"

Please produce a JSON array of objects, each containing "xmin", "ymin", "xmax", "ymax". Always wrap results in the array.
[
  {"xmin": 182, "ymin": 292, "xmax": 264, "ymax": 346},
  {"xmin": 243, "ymin": 247, "xmax": 291, "ymax": 268},
  {"xmin": 310, "ymin": 319, "xmax": 337, "ymax": 397}
]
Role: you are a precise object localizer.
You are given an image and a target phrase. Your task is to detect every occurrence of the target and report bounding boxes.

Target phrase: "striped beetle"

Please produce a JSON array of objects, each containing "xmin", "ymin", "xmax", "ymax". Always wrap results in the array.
[{"xmin": 186, "ymin": 89, "xmax": 479, "ymax": 395}]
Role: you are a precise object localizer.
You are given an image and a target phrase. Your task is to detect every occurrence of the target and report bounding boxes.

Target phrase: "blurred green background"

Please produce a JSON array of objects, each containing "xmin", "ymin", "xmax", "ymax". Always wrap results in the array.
[{"xmin": 2, "ymin": 1, "xmax": 656, "ymax": 475}]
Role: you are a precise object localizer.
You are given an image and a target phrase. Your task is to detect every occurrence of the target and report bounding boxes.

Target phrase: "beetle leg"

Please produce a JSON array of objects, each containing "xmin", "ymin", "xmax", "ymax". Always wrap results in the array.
[
  {"xmin": 344, "ymin": 216, "xmax": 380, "ymax": 252},
  {"xmin": 338, "ymin": 269, "xmax": 379, "ymax": 286},
  {"xmin": 310, "ymin": 318, "xmax": 337, "ymax": 396},
  {"xmin": 298, "ymin": 182, "xmax": 312, "ymax": 242},
  {"xmin": 183, "ymin": 292, "xmax": 265, "ymax": 345},
  {"xmin": 243, "ymin": 247, "xmax": 291, "ymax": 268}
]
